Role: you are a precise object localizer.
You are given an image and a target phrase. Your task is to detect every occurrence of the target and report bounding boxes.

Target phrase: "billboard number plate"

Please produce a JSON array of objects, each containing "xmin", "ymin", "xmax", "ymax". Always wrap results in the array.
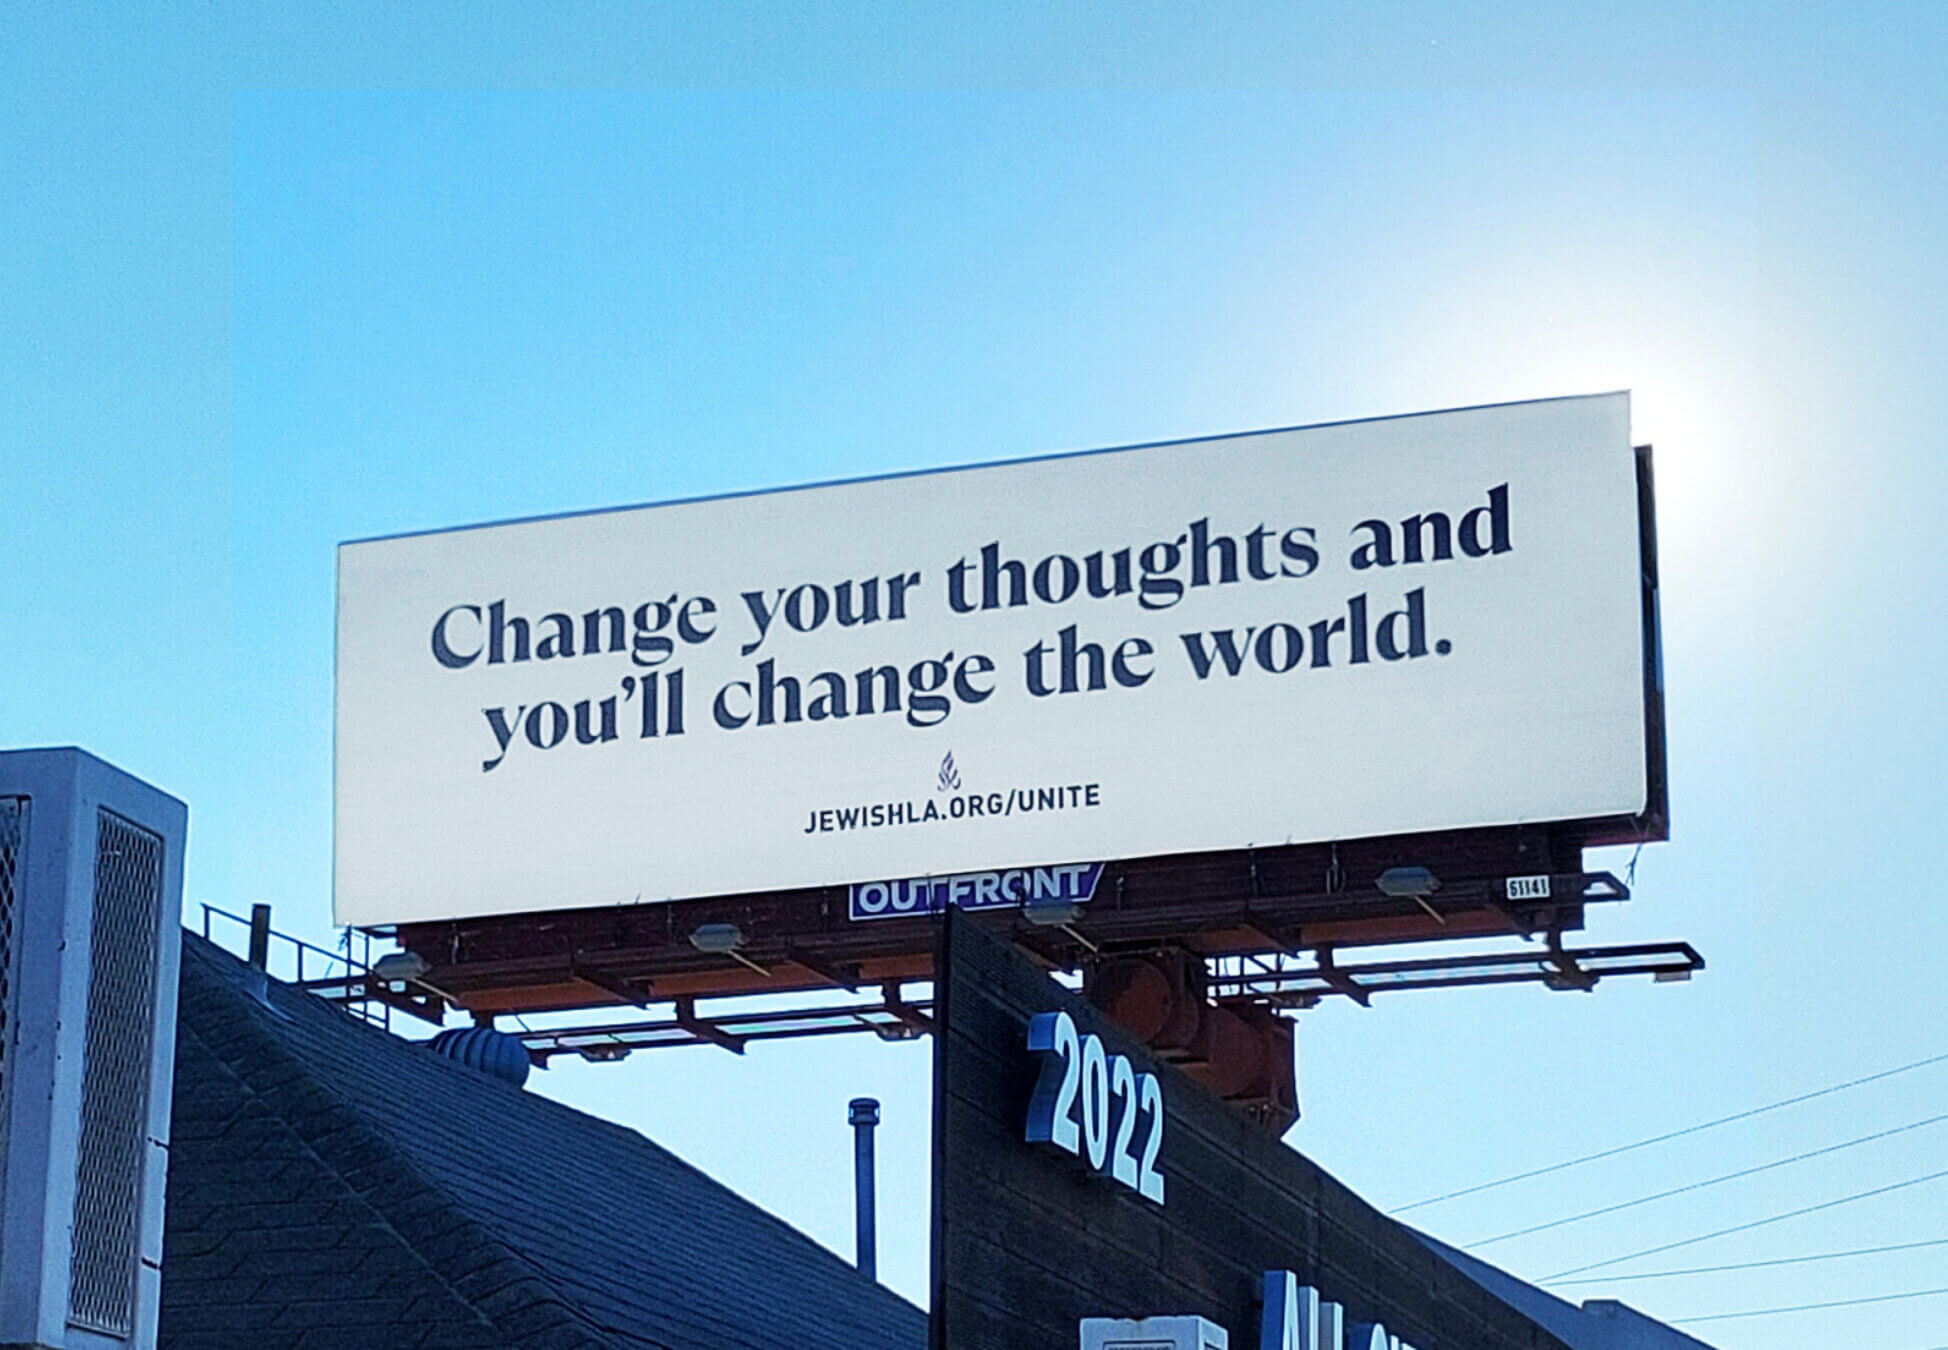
[{"xmin": 1505, "ymin": 874, "xmax": 1552, "ymax": 901}]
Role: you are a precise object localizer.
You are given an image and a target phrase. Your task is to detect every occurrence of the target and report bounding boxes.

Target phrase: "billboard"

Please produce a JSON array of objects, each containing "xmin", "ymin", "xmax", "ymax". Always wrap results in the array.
[{"xmin": 336, "ymin": 393, "xmax": 1652, "ymax": 927}]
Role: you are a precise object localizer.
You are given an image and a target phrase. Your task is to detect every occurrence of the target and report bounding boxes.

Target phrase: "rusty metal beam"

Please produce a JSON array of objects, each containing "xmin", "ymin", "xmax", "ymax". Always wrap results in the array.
[
  {"xmin": 570, "ymin": 958, "xmax": 653, "ymax": 1008},
  {"xmin": 291, "ymin": 936, "xmax": 1707, "ymax": 1058},
  {"xmin": 785, "ymin": 946, "xmax": 861, "ymax": 992},
  {"xmin": 1312, "ymin": 946, "xmax": 1372, "ymax": 1007},
  {"xmin": 1543, "ymin": 929, "xmax": 1598, "ymax": 991},
  {"xmin": 881, "ymin": 983, "xmax": 933, "ymax": 1037},
  {"xmin": 674, "ymin": 997, "xmax": 747, "ymax": 1054}
]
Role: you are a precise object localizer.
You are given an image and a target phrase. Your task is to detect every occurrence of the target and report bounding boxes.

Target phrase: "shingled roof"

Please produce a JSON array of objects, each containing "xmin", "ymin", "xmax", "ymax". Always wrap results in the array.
[{"xmin": 161, "ymin": 933, "xmax": 928, "ymax": 1350}]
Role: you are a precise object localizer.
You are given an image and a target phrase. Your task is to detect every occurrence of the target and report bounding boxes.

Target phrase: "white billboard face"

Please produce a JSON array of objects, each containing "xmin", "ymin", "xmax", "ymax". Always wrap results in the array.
[{"xmin": 334, "ymin": 394, "xmax": 1649, "ymax": 927}]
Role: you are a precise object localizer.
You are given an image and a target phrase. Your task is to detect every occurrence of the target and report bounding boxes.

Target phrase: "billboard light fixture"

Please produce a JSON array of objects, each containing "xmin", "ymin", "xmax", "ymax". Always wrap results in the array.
[
  {"xmin": 689, "ymin": 922, "xmax": 770, "ymax": 976},
  {"xmin": 1375, "ymin": 866, "xmax": 1440, "ymax": 897},
  {"xmin": 1022, "ymin": 897, "xmax": 1098, "ymax": 952},
  {"xmin": 1023, "ymin": 898, "xmax": 1081, "ymax": 926},
  {"xmin": 372, "ymin": 950, "xmax": 430, "ymax": 988},
  {"xmin": 689, "ymin": 922, "xmax": 745, "ymax": 953},
  {"xmin": 1375, "ymin": 866, "xmax": 1444, "ymax": 924}
]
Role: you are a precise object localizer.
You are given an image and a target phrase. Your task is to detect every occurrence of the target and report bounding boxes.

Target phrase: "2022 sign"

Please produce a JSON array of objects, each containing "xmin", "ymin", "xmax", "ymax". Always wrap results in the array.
[{"xmin": 1024, "ymin": 1010, "xmax": 1166, "ymax": 1205}]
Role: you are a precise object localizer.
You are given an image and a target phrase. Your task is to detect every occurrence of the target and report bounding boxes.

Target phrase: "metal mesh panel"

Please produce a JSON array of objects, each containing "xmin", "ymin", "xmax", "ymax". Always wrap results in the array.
[
  {"xmin": 67, "ymin": 809, "xmax": 164, "ymax": 1339},
  {"xmin": 0, "ymin": 796, "xmax": 22, "ymax": 1153}
]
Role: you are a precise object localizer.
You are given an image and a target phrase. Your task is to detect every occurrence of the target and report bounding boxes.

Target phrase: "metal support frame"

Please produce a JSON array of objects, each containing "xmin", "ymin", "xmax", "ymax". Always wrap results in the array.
[
  {"xmin": 786, "ymin": 946, "xmax": 861, "ymax": 992},
  {"xmin": 498, "ymin": 938, "xmax": 1702, "ymax": 1063},
  {"xmin": 1207, "ymin": 939, "xmax": 1702, "ymax": 1006},
  {"xmin": 571, "ymin": 958, "xmax": 653, "ymax": 1008},
  {"xmin": 197, "ymin": 895, "xmax": 1703, "ymax": 1059},
  {"xmin": 1543, "ymin": 929, "xmax": 1599, "ymax": 991},
  {"xmin": 879, "ymin": 982, "xmax": 933, "ymax": 1038},
  {"xmin": 1311, "ymin": 946, "xmax": 1373, "ymax": 1007},
  {"xmin": 674, "ymin": 996, "xmax": 748, "ymax": 1054},
  {"xmin": 376, "ymin": 865, "xmax": 1641, "ymax": 1016},
  {"xmin": 513, "ymin": 991, "xmax": 934, "ymax": 1061}
]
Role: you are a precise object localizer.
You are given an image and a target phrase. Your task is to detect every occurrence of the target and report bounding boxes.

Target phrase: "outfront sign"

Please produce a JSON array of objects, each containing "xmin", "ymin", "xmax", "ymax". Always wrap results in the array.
[
  {"xmin": 849, "ymin": 861, "xmax": 1104, "ymax": 922},
  {"xmin": 336, "ymin": 394, "xmax": 1651, "ymax": 926}
]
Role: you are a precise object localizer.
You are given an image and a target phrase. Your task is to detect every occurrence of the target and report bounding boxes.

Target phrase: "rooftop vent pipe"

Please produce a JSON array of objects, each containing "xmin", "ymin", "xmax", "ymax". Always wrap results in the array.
[
  {"xmin": 247, "ymin": 902, "xmax": 272, "ymax": 969},
  {"xmin": 849, "ymin": 1097, "xmax": 880, "ymax": 1280}
]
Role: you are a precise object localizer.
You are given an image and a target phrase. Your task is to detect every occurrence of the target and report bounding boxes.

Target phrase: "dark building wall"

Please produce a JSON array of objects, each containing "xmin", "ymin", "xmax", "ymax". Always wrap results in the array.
[{"xmin": 930, "ymin": 909, "xmax": 1574, "ymax": 1350}]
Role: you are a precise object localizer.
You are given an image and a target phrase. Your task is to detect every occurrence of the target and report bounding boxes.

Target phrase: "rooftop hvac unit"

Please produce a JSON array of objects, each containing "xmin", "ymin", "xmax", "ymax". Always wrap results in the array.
[{"xmin": 0, "ymin": 749, "xmax": 184, "ymax": 1350}]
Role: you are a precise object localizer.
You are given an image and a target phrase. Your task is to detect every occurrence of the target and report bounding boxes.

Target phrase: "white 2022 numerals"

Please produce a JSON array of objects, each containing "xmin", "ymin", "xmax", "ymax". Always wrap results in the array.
[{"xmin": 1024, "ymin": 1010, "xmax": 1166, "ymax": 1205}]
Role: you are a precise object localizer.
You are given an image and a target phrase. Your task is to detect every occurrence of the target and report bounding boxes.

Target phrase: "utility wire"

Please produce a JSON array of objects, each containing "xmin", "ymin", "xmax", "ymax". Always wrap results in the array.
[
  {"xmin": 1393, "ymin": 1049, "xmax": 1948, "ymax": 1213},
  {"xmin": 1473, "ymin": 1111, "xmax": 1948, "ymax": 1245},
  {"xmin": 1546, "ymin": 1236, "xmax": 1948, "ymax": 1284},
  {"xmin": 1541, "ymin": 1166, "xmax": 1948, "ymax": 1280},
  {"xmin": 1674, "ymin": 1285, "xmax": 1948, "ymax": 1324}
]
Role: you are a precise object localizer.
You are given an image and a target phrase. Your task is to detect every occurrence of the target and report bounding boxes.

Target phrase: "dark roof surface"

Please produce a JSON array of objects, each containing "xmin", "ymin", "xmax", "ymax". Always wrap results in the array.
[
  {"xmin": 1415, "ymin": 1234, "xmax": 1717, "ymax": 1350},
  {"xmin": 162, "ymin": 934, "xmax": 928, "ymax": 1350}
]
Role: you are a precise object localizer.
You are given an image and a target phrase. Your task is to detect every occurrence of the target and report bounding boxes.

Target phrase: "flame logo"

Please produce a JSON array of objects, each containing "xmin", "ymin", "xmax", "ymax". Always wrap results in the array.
[{"xmin": 938, "ymin": 751, "xmax": 962, "ymax": 792}]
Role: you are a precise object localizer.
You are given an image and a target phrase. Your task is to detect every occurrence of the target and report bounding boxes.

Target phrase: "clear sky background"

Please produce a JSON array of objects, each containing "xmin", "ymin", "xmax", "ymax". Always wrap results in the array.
[{"xmin": 6, "ymin": 6, "xmax": 1947, "ymax": 1347}]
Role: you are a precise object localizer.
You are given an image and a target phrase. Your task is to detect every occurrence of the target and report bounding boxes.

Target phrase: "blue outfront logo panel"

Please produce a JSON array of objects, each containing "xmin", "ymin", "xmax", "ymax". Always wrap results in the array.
[{"xmin": 849, "ymin": 862, "xmax": 1104, "ymax": 921}]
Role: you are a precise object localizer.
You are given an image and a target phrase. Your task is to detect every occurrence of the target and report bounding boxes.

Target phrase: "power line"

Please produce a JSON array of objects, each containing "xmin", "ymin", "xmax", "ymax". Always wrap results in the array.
[
  {"xmin": 1473, "ymin": 1111, "xmax": 1948, "ymax": 1245},
  {"xmin": 1674, "ymin": 1285, "xmax": 1948, "ymax": 1324},
  {"xmin": 1546, "ymin": 1236, "xmax": 1948, "ymax": 1284},
  {"xmin": 1393, "ymin": 1049, "xmax": 1948, "ymax": 1213},
  {"xmin": 1541, "ymin": 1166, "xmax": 1948, "ymax": 1280}
]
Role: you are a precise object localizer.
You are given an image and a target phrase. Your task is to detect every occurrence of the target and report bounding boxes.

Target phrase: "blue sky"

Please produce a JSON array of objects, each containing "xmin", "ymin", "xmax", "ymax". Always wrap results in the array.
[{"xmin": 6, "ymin": 7, "xmax": 1947, "ymax": 1345}]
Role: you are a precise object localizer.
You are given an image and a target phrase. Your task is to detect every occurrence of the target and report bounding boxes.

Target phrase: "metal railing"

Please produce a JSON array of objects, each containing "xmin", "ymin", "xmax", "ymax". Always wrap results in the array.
[
  {"xmin": 195, "ymin": 904, "xmax": 390, "ymax": 1028},
  {"xmin": 1207, "ymin": 938, "xmax": 1704, "ymax": 1007}
]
